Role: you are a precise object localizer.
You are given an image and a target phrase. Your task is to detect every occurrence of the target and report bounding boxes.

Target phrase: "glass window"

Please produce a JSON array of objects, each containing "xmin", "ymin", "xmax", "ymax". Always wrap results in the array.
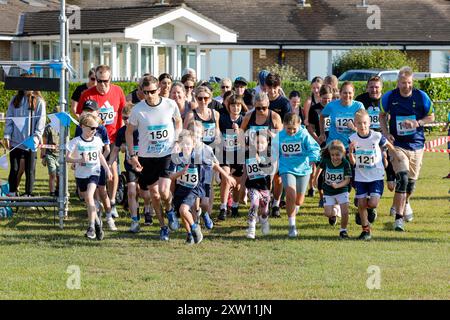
[
  {"xmin": 92, "ymin": 40, "xmax": 101, "ymax": 69},
  {"xmin": 82, "ymin": 40, "xmax": 91, "ymax": 79},
  {"xmin": 42, "ymin": 41, "xmax": 50, "ymax": 77},
  {"xmin": 130, "ymin": 43, "xmax": 138, "ymax": 81},
  {"xmin": 51, "ymin": 41, "xmax": 60, "ymax": 60},
  {"xmin": 180, "ymin": 45, "xmax": 196, "ymax": 74},
  {"xmin": 70, "ymin": 40, "xmax": 81, "ymax": 80},
  {"xmin": 20, "ymin": 41, "xmax": 30, "ymax": 60},
  {"xmin": 102, "ymin": 39, "xmax": 111, "ymax": 68},
  {"xmin": 158, "ymin": 47, "xmax": 172, "ymax": 75},
  {"xmin": 32, "ymin": 41, "xmax": 40, "ymax": 60},
  {"xmin": 116, "ymin": 43, "xmax": 126, "ymax": 80},
  {"xmin": 141, "ymin": 46, "xmax": 153, "ymax": 76}
]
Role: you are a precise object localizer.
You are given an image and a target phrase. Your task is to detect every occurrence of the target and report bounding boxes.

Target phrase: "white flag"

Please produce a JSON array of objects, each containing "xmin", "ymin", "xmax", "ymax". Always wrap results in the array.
[
  {"xmin": 2, "ymin": 65, "xmax": 11, "ymax": 75},
  {"xmin": 11, "ymin": 117, "xmax": 27, "ymax": 132},
  {"xmin": 0, "ymin": 155, "xmax": 8, "ymax": 170},
  {"xmin": 47, "ymin": 113, "xmax": 61, "ymax": 133},
  {"xmin": 18, "ymin": 63, "xmax": 32, "ymax": 73}
]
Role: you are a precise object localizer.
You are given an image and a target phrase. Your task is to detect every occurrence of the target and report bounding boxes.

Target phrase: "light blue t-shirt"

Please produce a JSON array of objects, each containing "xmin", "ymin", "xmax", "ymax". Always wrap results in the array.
[
  {"xmin": 272, "ymin": 126, "xmax": 321, "ymax": 177},
  {"xmin": 322, "ymin": 99, "xmax": 364, "ymax": 148}
]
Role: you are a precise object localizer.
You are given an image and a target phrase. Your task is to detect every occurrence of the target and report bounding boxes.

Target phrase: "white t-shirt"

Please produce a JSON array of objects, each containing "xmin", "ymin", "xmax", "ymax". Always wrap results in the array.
[
  {"xmin": 214, "ymin": 96, "xmax": 224, "ymax": 104},
  {"xmin": 129, "ymin": 97, "xmax": 181, "ymax": 158},
  {"xmin": 67, "ymin": 136, "xmax": 104, "ymax": 179},
  {"xmin": 349, "ymin": 131, "xmax": 387, "ymax": 182}
]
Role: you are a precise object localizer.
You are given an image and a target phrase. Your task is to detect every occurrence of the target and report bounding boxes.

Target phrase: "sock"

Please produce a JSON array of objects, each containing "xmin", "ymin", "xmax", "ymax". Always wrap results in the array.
[
  {"xmin": 232, "ymin": 201, "xmax": 239, "ymax": 208},
  {"xmin": 340, "ymin": 228, "xmax": 347, "ymax": 233},
  {"xmin": 288, "ymin": 216, "xmax": 296, "ymax": 227},
  {"xmin": 191, "ymin": 223, "xmax": 198, "ymax": 230},
  {"xmin": 110, "ymin": 200, "xmax": 116, "ymax": 207},
  {"xmin": 248, "ymin": 219, "xmax": 256, "ymax": 228},
  {"xmin": 220, "ymin": 203, "xmax": 227, "ymax": 210},
  {"xmin": 295, "ymin": 206, "xmax": 300, "ymax": 215},
  {"xmin": 89, "ymin": 221, "xmax": 95, "ymax": 228},
  {"xmin": 273, "ymin": 200, "xmax": 280, "ymax": 207},
  {"xmin": 395, "ymin": 214, "xmax": 403, "ymax": 220},
  {"xmin": 260, "ymin": 216, "xmax": 268, "ymax": 224},
  {"xmin": 144, "ymin": 205, "xmax": 151, "ymax": 213},
  {"xmin": 106, "ymin": 212, "xmax": 112, "ymax": 219},
  {"xmin": 132, "ymin": 216, "xmax": 139, "ymax": 222}
]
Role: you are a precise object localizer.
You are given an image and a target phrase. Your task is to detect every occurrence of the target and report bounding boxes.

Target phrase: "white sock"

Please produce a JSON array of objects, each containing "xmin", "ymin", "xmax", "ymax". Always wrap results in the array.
[
  {"xmin": 248, "ymin": 220, "xmax": 256, "ymax": 228},
  {"xmin": 89, "ymin": 221, "xmax": 95, "ymax": 228},
  {"xmin": 295, "ymin": 206, "xmax": 300, "ymax": 215},
  {"xmin": 273, "ymin": 199, "xmax": 280, "ymax": 207},
  {"xmin": 106, "ymin": 213, "xmax": 112, "ymax": 219},
  {"xmin": 288, "ymin": 216, "xmax": 296, "ymax": 227},
  {"xmin": 220, "ymin": 203, "xmax": 227, "ymax": 210},
  {"xmin": 260, "ymin": 216, "xmax": 268, "ymax": 224},
  {"xmin": 340, "ymin": 228, "xmax": 347, "ymax": 233},
  {"xmin": 232, "ymin": 201, "xmax": 239, "ymax": 208}
]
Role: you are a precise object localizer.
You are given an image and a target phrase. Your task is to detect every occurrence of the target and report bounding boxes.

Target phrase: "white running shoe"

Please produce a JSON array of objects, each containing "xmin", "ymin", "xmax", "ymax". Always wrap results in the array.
[
  {"xmin": 110, "ymin": 204, "xmax": 119, "ymax": 218},
  {"xmin": 261, "ymin": 218, "xmax": 270, "ymax": 235},
  {"xmin": 129, "ymin": 221, "xmax": 140, "ymax": 233},
  {"xmin": 394, "ymin": 218, "xmax": 405, "ymax": 232},
  {"xmin": 288, "ymin": 225, "xmax": 298, "ymax": 238},
  {"xmin": 404, "ymin": 202, "xmax": 414, "ymax": 222},
  {"xmin": 390, "ymin": 206, "xmax": 396, "ymax": 217},
  {"xmin": 247, "ymin": 222, "xmax": 256, "ymax": 239},
  {"xmin": 333, "ymin": 205, "xmax": 341, "ymax": 218},
  {"xmin": 106, "ymin": 218, "xmax": 118, "ymax": 231}
]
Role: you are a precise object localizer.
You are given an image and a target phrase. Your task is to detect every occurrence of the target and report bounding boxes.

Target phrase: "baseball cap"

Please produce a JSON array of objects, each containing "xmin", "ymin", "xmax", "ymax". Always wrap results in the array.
[
  {"xmin": 82, "ymin": 100, "xmax": 99, "ymax": 112},
  {"xmin": 234, "ymin": 76, "xmax": 248, "ymax": 86}
]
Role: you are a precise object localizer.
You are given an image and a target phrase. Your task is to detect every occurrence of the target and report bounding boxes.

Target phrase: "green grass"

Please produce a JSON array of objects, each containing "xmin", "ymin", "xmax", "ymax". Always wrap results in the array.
[{"xmin": 0, "ymin": 135, "xmax": 449, "ymax": 300}]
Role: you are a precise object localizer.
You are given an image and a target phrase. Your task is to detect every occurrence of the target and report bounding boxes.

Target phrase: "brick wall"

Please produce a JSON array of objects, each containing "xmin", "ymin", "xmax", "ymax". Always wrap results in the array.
[
  {"xmin": 406, "ymin": 50, "xmax": 430, "ymax": 72},
  {"xmin": 252, "ymin": 49, "xmax": 307, "ymax": 80},
  {"xmin": 0, "ymin": 41, "xmax": 11, "ymax": 60}
]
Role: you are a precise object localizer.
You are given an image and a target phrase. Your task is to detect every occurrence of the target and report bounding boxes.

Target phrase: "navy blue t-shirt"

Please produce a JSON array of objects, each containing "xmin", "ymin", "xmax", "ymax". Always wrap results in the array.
[
  {"xmin": 269, "ymin": 95, "xmax": 291, "ymax": 122},
  {"xmin": 381, "ymin": 88, "xmax": 433, "ymax": 150},
  {"xmin": 115, "ymin": 126, "xmax": 139, "ymax": 172}
]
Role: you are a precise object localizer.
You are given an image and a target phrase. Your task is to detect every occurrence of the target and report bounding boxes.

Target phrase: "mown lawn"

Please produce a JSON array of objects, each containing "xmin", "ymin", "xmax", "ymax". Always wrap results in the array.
[{"xmin": 0, "ymin": 134, "xmax": 448, "ymax": 300}]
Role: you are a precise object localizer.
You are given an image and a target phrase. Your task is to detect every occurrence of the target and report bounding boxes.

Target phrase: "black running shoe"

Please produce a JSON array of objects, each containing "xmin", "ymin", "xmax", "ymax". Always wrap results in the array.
[
  {"xmin": 95, "ymin": 220, "xmax": 104, "ymax": 241},
  {"xmin": 307, "ymin": 188, "xmax": 315, "ymax": 197},
  {"xmin": 231, "ymin": 206, "xmax": 239, "ymax": 218},
  {"xmin": 271, "ymin": 206, "xmax": 281, "ymax": 218},
  {"xmin": 358, "ymin": 230, "xmax": 372, "ymax": 241},
  {"xmin": 339, "ymin": 230, "xmax": 349, "ymax": 239},
  {"xmin": 218, "ymin": 208, "xmax": 227, "ymax": 221},
  {"xmin": 328, "ymin": 216, "xmax": 337, "ymax": 226},
  {"xmin": 368, "ymin": 208, "xmax": 377, "ymax": 224},
  {"xmin": 144, "ymin": 211, "xmax": 153, "ymax": 226}
]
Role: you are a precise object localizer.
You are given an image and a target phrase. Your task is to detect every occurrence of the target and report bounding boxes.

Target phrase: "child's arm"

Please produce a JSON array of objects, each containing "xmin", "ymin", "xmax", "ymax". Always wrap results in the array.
[
  {"xmin": 348, "ymin": 141, "xmax": 356, "ymax": 166},
  {"xmin": 66, "ymin": 150, "xmax": 84, "ymax": 164},
  {"xmin": 313, "ymin": 167, "xmax": 323, "ymax": 189},
  {"xmin": 331, "ymin": 177, "xmax": 351, "ymax": 190},
  {"xmin": 212, "ymin": 162, "xmax": 236, "ymax": 187},
  {"xmin": 99, "ymin": 152, "xmax": 112, "ymax": 181},
  {"xmin": 169, "ymin": 164, "xmax": 189, "ymax": 181},
  {"xmin": 108, "ymin": 145, "xmax": 120, "ymax": 166}
]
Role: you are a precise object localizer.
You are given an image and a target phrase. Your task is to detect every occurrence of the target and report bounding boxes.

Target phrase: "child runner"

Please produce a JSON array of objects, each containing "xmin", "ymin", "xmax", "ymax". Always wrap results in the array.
[
  {"xmin": 273, "ymin": 113, "xmax": 321, "ymax": 237},
  {"xmin": 245, "ymin": 134, "xmax": 274, "ymax": 239},
  {"xmin": 349, "ymin": 109, "xmax": 398, "ymax": 240},
  {"xmin": 67, "ymin": 113, "xmax": 112, "ymax": 240},
  {"xmin": 170, "ymin": 126, "xmax": 236, "ymax": 244},
  {"xmin": 41, "ymin": 119, "xmax": 59, "ymax": 197},
  {"xmin": 314, "ymin": 140, "xmax": 352, "ymax": 239}
]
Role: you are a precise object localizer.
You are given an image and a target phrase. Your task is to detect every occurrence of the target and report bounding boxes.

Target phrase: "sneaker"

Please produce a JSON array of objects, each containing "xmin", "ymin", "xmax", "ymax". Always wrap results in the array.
[
  {"xmin": 106, "ymin": 218, "xmax": 118, "ymax": 231},
  {"xmin": 339, "ymin": 230, "xmax": 349, "ymax": 239},
  {"xmin": 390, "ymin": 206, "xmax": 396, "ymax": 217},
  {"xmin": 328, "ymin": 216, "xmax": 337, "ymax": 226},
  {"xmin": 202, "ymin": 212, "xmax": 214, "ymax": 230},
  {"xmin": 191, "ymin": 225, "xmax": 203, "ymax": 244},
  {"xmin": 307, "ymin": 188, "xmax": 315, "ymax": 197},
  {"xmin": 231, "ymin": 206, "xmax": 239, "ymax": 218},
  {"xmin": 358, "ymin": 230, "xmax": 372, "ymax": 241},
  {"xmin": 186, "ymin": 233, "xmax": 194, "ymax": 245},
  {"xmin": 368, "ymin": 208, "xmax": 377, "ymax": 224},
  {"xmin": 280, "ymin": 200, "xmax": 286, "ymax": 209},
  {"xmin": 288, "ymin": 225, "xmax": 298, "ymax": 238},
  {"xmin": 94, "ymin": 220, "xmax": 104, "ymax": 241},
  {"xmin": 167, "ymin": 209, "xmax": 179, "ymax": 231},
  {"xmin": 247, "ymin": 224, "xmax": 256, "ymax": 239},
  {"xmin": 129, "ymin": 220, "xmax": 140, "ymax": 233},
  {"xmin": 443, "ymin": 173, "xmax": 450, "ymax": 179},
  {"xmin": 404, "ymin": 202, "xmax": 413, "ymax": 222},
  {"xmin": 394, "ymin": 218, "xmax": 405, "ymax": 232},
  {"xmin": 271, "ymin": 206, "xmax": 281, "ymax": 218},
  {"xmin": 218, "ymin": 208, "xmax": 227, "ymax": 221},
  {"xmin": 160, "ymin": 226, "xmax": 170, "ymax": 241},
  {"xmin": 85, "ymin": 226, "xmax": 96, "ymax": 240},
  {"xmin": 144, "ymin": 211, "xmax": 153, "ymax": 226},
  {"xmin": 110, "ymin": 203, "xmax": 119, "ymax": 218},
  {"xmin": 318, "ymin": 198, "xmax": 324, "ymax": 208},
  {"xmin": 261, "ymin": 218, "xmax": 270, "ymax": 235},
  {"xmin": 355, "ymin": 213, "xmax": 362, "ymax": 226}
]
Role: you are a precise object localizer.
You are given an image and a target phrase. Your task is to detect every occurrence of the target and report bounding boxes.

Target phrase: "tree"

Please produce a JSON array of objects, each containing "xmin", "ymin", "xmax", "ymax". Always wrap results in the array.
[
  {"xmin": 333, "ymin": 49, "xmax": 419, "ymax": 77},
  {"xmin": 263, "ymin": 64, "xmax": 306, "ymax": 82}
]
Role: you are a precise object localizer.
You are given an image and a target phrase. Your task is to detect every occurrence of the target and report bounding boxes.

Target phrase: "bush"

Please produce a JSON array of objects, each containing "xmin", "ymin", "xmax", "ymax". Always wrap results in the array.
[
  {"xmin": 260, "ymin": 64, "xmax": 306, "ymax": 82},
  {"xmin": 333, "ymin": 49, "xmax": 419, "ymax": 77}
]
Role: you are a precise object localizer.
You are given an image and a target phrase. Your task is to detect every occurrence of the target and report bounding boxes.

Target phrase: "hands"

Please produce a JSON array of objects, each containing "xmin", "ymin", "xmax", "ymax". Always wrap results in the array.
[
  {"xmin": 318, "ymin": 133, "xmax": 326, "ymax": 145},
  {"xmin": 403, "ymin": 119, "xmax": 419, "ymax": 129},
  {"xmin": 41, "ymin": 158, "xmax": 47, "ymax": 167},
  {"xmin": 128, "ymin": 156, "xmax": 143, "ymax": 172},
  {"xmin": 347, "ymin": 120, "xmax": 356, "ymax": 131},
  {"xmin": 385, "ymin": 133, "xmax": 395, "ymax": 144},
  {"xmin": 225, "ymin": 174, "xmax": 237, "ymax": 188},
  {"xmin": 331, "ymin": 182, "xmax": 338, "ymax": 189},
  {"xmin": 348, "ymin": 141, "xmax": 356, "ymax": 154},
  {"xmin": 3, "ymin": 139, "xmax": 10, "ymax": 150},
  {"xmin": 106, "ymin": 169, "xmax": 113, "ymax": 181}
]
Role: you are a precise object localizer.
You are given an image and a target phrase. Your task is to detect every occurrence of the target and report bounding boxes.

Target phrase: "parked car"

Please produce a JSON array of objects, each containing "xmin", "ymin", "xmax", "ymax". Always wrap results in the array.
[
  {"xmin": 338, "ymin": 69, "xmax": 399, "ymax": 82},
  {"xmin": 413, "ymin": 72, "xmax": 450, "ymax": 80}
]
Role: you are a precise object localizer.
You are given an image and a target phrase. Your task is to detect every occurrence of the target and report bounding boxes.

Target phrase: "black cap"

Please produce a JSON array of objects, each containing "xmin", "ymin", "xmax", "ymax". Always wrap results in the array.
[
  {"xmin": 234, "ymin": 76, "xmax": 248, "ymax": 86},
  {"xmin": 82, "ymin": 100, "xmax": 99, "ymax": 111}
]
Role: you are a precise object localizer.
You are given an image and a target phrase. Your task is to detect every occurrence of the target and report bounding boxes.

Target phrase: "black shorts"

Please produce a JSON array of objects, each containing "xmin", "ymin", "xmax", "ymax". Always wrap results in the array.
[
  {"xmin": 98, "ymin": 167, "xmax": 106, "ymax": 186},
  {"xmin": 138, "ymin": 155, "xmax": 171, "ymax": 190},
  {"xmin": 125, "ymin": 169, "xmax": 140, "ymax": 184},
  {"xmin": 76, "ymin": 175, "xmax": 99, "ymax": 192}
]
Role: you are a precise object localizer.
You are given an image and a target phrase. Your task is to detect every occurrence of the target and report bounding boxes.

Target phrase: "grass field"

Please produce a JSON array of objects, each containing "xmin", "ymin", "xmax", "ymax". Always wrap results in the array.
[{"xmin": 0, "ymin": 135, "xmax": 448, "ymax": 300}]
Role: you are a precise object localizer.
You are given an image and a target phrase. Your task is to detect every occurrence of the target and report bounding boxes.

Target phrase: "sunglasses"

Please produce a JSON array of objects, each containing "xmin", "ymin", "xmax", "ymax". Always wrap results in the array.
[
  {"xmin": 196, "ymin": 96, "xmax": 209, "ymax": 102},
  {"xmin": 90, "ymin": 77, "xmax": 96, "ymax": 81},
  {"xmin": 221, "ymin": 86, "xmax": 230, "ymax": 89},
  {"xmin": 122, "ymin": 116, "xmax": 129, "ymax": 121},
  {"xmin": 85, "ymin": 126, "xmax": 98, "ymax": 131},
  {"xmin": 97, "ymin": 79, "xmax": 109, "ymax": 84},
  {"xmin": 143, "ymin": 89, "xmax": 158, "ymax": 95},
  {"xmin": 185, "ymin": 86, "xmax": 194, "ymax": 90},
  {"xmin": 256, "ymin": 106, "xmax": 268, "ymax": 111}
]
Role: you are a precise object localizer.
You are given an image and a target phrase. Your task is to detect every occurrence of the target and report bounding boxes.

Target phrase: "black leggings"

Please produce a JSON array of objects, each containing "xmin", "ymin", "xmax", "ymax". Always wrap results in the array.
[{"xmin": 8, "ymin": 148, "xmax": 37, "ymax": 195}]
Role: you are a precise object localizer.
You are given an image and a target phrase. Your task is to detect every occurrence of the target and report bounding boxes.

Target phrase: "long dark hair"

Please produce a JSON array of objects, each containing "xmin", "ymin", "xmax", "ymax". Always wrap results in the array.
[{"xmin": 12, "ymin": 73, "xmax": 44, "ymax": 111}]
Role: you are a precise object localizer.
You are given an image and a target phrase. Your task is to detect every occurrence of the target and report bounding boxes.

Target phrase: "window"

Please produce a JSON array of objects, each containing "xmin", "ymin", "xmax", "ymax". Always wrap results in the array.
[
  {"xmin": 130, "ymin": 43, "xmax": 138, "ymax": 80},
  {"xmin": 41, "ymin": 41, "xmax": 50, "ymax": 77},
  {"xmin": 158, "ymin": 47, "xmax": 172, "ymax": 75},
  {"xmin": 92, "ymin": 40, "xmax": 101, "ymax": 69},
  {"xmin": 116, "ymin": 43, "xmax": 126, "ymax": 79},
  {"xmin": 180, "ymin": 45, "xmax": 196, "ymax": 74},
  {"xmin": 82, "ymin": 40, "xmax": 91, "ymax": 78},
  {"xmin": 70, "ymin": 40, "xmax": 81, "ymax": 80},
  {"xmin": 102, "ymin": 39, "xmax": 111, "ymax": 68},
  {"xmin": 141, "ymin": 46, "xmax": 153, "ymax": 75}
]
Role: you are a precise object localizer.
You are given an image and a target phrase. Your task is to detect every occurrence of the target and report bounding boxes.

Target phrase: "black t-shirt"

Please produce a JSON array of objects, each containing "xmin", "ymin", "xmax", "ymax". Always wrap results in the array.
[
  {"xmin": 355, "ymin": 92, "xmax": 382, "ymax": 131},
  {"xmin": 209, "ymin": 99, "xmax": 226, "ymax": 115},
  {"xmin": 115, "ymin": 126, "xmax": 139, "ymax": 172},
  {"xmin": 308, "ymin": 103, "xmax": 325, "ymax": 137},
  {"xmin": 269, "ymin": 95, "xmax": 291, "ymax": 122},
  {"xmin": 71, "ymin": 83, "xmax": 88, "ymax": 102}
]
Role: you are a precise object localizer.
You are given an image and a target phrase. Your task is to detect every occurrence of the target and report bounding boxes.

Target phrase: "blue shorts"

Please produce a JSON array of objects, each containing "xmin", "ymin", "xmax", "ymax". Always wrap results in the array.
[
  {"xmin": 354, "ymin": 180, "xmax": 384, "ymax": 199},
  {"xmin": 281, "ymin": 173, "xmax": 310, "ymax": 194},
  {"xmin": 76, "ymin": 175, "xmax": 100, "ymax": 192}
]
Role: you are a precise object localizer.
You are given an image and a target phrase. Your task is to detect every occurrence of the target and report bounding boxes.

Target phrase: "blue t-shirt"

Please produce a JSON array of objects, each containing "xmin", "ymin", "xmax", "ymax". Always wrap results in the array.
[
  {"xmin": 272, "ymin": 126, "xmax": 321, "ymax": 177},
  {"xmin": 322, "ymin": 99, "xmax": 364, "ymax": 148},
  {"xmin": 269, "ymin": 95, "xmax": 291, "ymax": 122},
  {"xmin": 381, "ymin": 88, "xmax": 433, "ymax": 150}
]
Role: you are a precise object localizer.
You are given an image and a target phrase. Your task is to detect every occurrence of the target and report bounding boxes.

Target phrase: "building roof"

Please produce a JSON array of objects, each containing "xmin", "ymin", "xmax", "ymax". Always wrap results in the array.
[{"xmin": 6, "ymin": 0, "xmax": 450, "ymax": 44}]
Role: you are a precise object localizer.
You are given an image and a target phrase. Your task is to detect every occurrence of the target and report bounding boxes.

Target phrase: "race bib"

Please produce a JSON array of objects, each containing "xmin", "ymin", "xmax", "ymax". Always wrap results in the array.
[
  {"xmin": 324, "ymin": 117, "xmax": 331, "ymax": 132},
  {"xmin": 177, "ymin": 167, "xmax": 199, "ymax": 188},
  {"xmin": 335, "ymin": 117, "xmax": 354, "ymax": 134},
  {"xmin": 246, "ymin": 158, "xmax": 266, "ymax": 180},
  {"xmin": 355, "ymin": 149, "xmax": 376, "ymax": 169},
  {"xmin": 325, "ymin": 167, "xmax": 344, "ymax": 185},
  {"xmin": 368, "ymin": 108, "xmax": 380, "ymax": 129},
  {"xmin": 281, "ymin": 142, "xmax": 302, "ymax": 156},
  {"xmin": 203, "ymin": 122, "xmax": 216, "ymax": 143},
  {"xmin": 99, "ymin": 104, "xmax": 116, "ymax": 125},
  {"xmin": 147, "ymin": 124, "xmax": 170, "ymax": 154},
  {"xmin": 248, "ymin": 125, "xmax": 269, "ymax": 141},
  {"xmin": 223, "ymin": 133, "xmax": 239, "ymax": 152},
  {"xmin": 396, "ymin": 115, "xmax": 416, "ymax": 136}
]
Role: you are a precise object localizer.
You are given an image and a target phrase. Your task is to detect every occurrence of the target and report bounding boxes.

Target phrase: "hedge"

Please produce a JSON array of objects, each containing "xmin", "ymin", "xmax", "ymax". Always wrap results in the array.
[{"xmin": 0, "ymin": 78, "xmax": 448, "ymax": 122}]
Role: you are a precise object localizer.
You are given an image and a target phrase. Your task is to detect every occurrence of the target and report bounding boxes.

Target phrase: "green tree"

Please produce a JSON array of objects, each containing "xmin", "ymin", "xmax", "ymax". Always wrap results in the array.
[
  {"xmin": 262, "ymin": 64, "xmax": 306, "ymax": 82},
  {"xmin": 333, "ymin": 49, "xmax": 419, "ymax": 77}
]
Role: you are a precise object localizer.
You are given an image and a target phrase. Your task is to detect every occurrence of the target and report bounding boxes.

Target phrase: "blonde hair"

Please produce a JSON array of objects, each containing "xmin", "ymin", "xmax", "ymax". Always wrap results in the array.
[
  {"xmin": 354, "ymin": 109, "xmax": 369, "ymax": 122},
  {"xmin": 328, "ymin": 140, "xmax": 346, "ymax": 156},
  {"xmin": 122, "ymin": 102, "xmax": 134, "ymax": 116},
  {"xmin": 79, "ymin": 113, "xmax": 100, "ymax": 127},
  {"xmin": 398, "ymin": 66, "xmax": 413, "ymax": 79},
  {"xmin": 283, "ymin": 112, "xmax": 302, "ymax": 126},
  {"xmin": 194, "ymin": 86, "xmax": 212, "ymax": 98}
]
